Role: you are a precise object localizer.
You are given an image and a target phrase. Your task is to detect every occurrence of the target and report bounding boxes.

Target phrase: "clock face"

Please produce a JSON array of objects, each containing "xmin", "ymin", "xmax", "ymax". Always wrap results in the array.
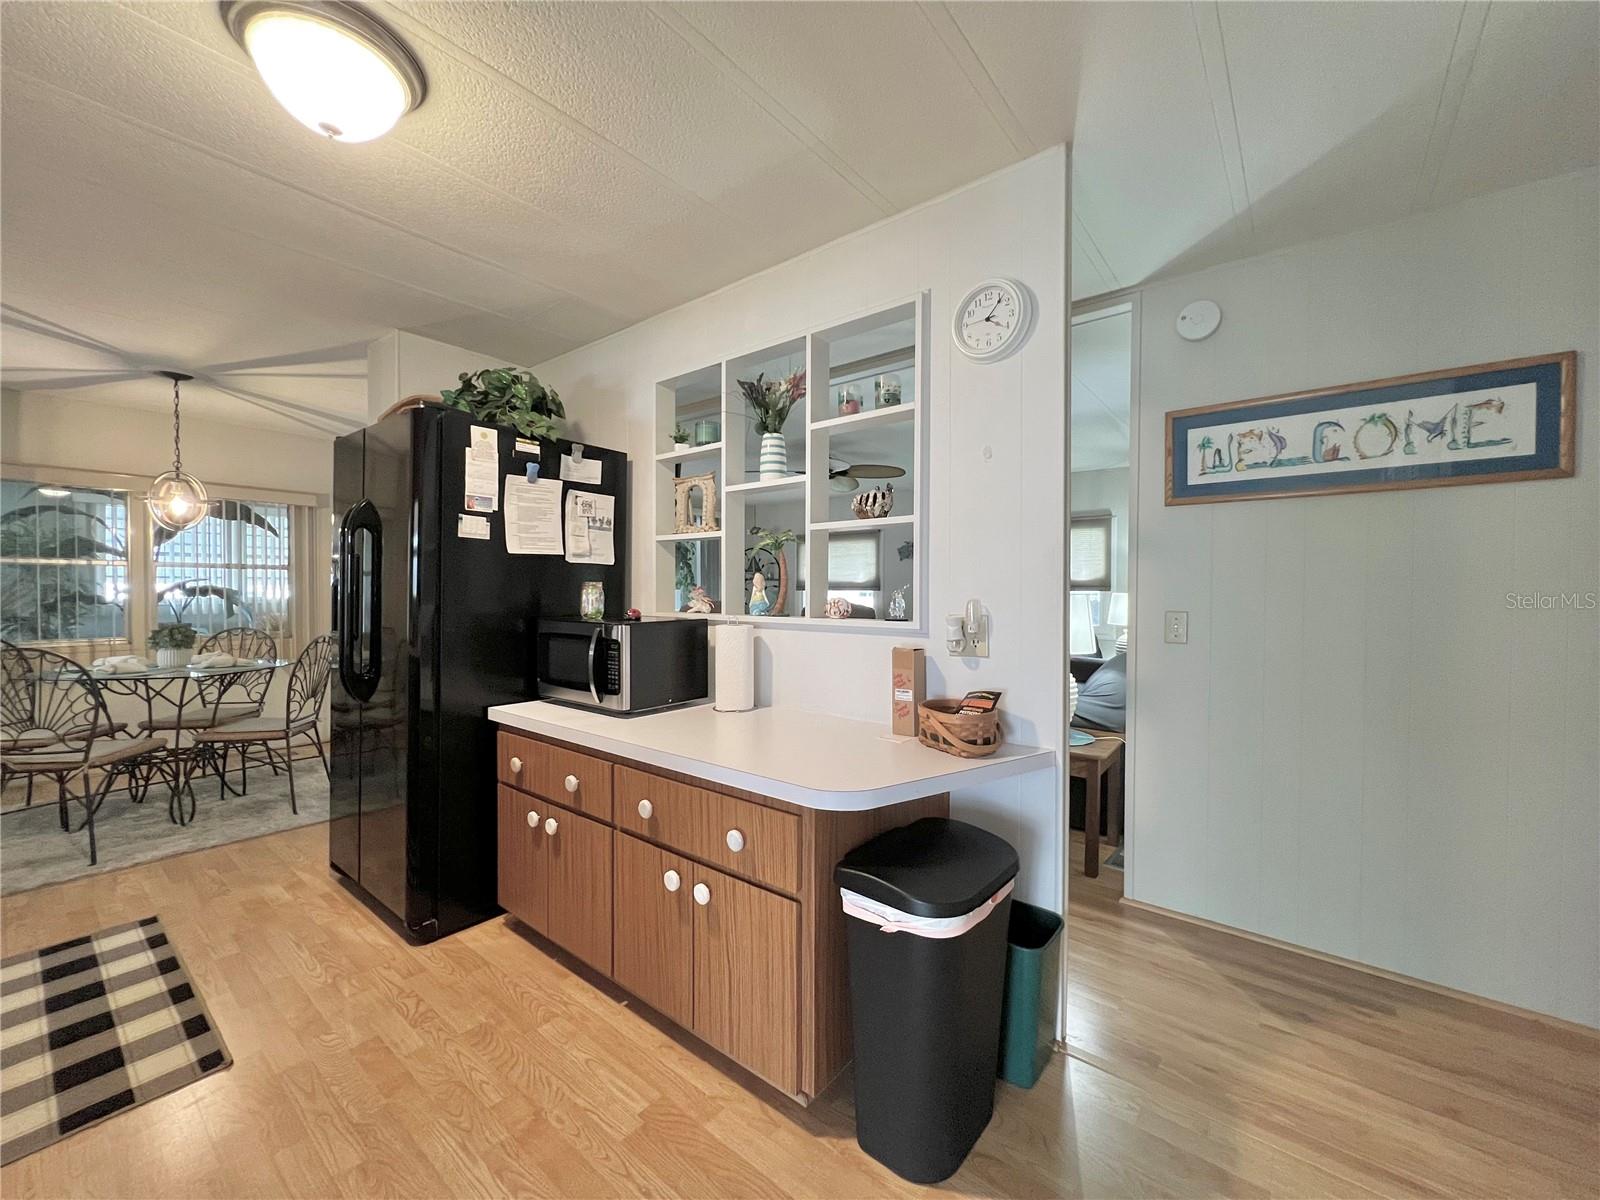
[{"xmin": 953, "ymin": 279, "xmax": 1029, "ymax": 361}]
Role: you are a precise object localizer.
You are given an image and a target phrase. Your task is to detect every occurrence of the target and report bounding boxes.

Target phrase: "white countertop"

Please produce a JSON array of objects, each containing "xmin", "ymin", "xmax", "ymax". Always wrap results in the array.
[{"xmin": 488, "ymin": 701, "xmax": 1055, "ymax": 812}]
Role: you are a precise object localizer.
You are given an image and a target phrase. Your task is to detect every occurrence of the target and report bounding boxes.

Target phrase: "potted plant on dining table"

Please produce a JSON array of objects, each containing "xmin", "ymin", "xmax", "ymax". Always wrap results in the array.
[{"xmin": 148, "ymin": 622, "xmax": 198, "ymax": 668}]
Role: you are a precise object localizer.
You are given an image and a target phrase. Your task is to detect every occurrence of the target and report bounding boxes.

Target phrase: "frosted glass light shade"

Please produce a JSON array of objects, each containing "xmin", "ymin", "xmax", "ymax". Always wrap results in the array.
[
  {"xmin": 228, "ymin": 3, "xmax": 426, "ymax": 143},
  {"xmin": 147, "ymin": 470, "xmax": 210, "ymax": 532}
]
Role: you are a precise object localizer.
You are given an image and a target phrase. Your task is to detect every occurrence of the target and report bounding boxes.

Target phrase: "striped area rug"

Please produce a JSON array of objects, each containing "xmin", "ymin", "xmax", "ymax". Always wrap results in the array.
[{"xmin": 0, "ymin": 916, "xmax": 231, "ymax": 1165}]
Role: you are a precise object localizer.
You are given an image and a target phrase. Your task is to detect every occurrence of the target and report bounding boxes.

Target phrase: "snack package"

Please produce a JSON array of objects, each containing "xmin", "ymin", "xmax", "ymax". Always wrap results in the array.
[{"xmin": 957, "ymin": 688, "xmax": 1003, "ymax": 715}]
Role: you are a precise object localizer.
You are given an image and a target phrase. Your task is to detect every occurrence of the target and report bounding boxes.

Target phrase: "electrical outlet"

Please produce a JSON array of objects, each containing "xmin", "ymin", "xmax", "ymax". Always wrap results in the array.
[{"xmin": 1164, "ymin": 610, "xmax": 1188, "ymax": 644}]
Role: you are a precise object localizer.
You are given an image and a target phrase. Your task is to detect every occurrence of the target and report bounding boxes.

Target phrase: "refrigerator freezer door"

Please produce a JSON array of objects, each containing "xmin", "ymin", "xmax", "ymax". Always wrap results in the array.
[{"xmin": 328, "ymin": 428, "xmax": 364, "ymax": 884}]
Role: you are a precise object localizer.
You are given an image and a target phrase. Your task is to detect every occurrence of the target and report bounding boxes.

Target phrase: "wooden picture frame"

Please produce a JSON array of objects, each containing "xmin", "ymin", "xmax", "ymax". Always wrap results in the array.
[
  {"xmin": 673, "ymin": 472, "xmax": 719, "ymax": 533},
  {"xmin": 1165, "ymin": 352, "xmax": 1576, "ymax": 506}
]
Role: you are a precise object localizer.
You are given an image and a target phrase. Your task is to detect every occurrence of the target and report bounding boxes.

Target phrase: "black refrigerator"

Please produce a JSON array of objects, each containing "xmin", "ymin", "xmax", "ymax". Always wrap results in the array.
[{"xmin": 330, "ymin": 404, "xmax": 628, "ymax": 940}]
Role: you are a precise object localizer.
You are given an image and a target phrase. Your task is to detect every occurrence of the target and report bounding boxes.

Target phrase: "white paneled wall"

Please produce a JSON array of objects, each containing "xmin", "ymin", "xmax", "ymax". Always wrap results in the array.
[
  {"xmin": 1129, "ymin": 169, "xmax": 1600, "ymax": 1025},
  {"xmin": 532, "ymin": 149, "xmax": 1068, "ymax": 908}
]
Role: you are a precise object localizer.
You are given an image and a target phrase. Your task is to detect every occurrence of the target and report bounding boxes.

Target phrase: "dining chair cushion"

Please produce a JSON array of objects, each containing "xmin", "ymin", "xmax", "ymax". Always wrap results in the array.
[
  {"xmin": 137, "ymin": 709, "xmax": 245, "ymax": 731},
  {"xmin": 8, "ymin": 737, "xmax": 165, "ymax": 772},
  {"xmin": 192, "ymin": 717, "xmax": 315, "ymax": 743}
]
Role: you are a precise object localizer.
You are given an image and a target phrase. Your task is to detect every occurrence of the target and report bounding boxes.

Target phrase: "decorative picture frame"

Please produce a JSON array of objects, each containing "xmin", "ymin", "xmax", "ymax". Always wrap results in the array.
[
  {"xmin": 1165, "ymin": 352, "xmax": 1575, "ymax": 505},
  {"xmin": 672, "ymin": 472, "xmax": 719, "ymax": 533}
]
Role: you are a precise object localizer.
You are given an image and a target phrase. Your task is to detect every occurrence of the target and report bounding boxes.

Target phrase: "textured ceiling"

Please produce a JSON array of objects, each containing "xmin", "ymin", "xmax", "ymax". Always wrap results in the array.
[{"xmin": 1, "ymin": 1, "xmax": 1595, "ymax": 434}]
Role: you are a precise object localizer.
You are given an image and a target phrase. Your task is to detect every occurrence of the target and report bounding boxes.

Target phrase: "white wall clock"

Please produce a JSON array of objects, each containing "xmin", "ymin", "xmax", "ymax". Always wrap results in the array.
[{"xmin": 952, "ymin": 277, "xmax": 1032, "ymax": 362}]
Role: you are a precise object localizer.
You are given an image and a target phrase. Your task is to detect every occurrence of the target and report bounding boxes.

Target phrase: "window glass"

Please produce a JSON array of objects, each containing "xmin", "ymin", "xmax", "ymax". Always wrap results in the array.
[
  {"xmin": 0, "ymin": 481, "xmax": 130, "ymax": 644},
  {"xmin": 1070, "ymin": 515, "xmax": 1112, "ymax": 590},
  {"xmin": 153, "ymin": 498, "xmax": 293, "ymax": 642}
]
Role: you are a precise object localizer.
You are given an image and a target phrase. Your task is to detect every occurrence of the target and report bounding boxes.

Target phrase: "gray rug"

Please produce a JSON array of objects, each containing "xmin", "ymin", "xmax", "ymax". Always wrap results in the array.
[{"xmin": 0, "ymin": 762, "xmax": 327, "ymax": 896}]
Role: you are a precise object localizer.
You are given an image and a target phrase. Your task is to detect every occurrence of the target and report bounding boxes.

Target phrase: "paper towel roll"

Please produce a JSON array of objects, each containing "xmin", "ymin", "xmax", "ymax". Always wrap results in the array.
[{"xmin": 713, "ymin": 623, "xmax": 754, "ymax": 712}]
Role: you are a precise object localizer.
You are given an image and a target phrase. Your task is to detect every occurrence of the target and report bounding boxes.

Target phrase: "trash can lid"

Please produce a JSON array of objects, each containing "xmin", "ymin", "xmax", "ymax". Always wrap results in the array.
[{"xmin": 834, "ymin": 817, "xmax": 1020, "ymax": 919}]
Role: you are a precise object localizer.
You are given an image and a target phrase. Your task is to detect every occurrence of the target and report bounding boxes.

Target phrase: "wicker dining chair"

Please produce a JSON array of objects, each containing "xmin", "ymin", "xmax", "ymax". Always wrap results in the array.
[
  {"xmin": 136, "ymin": 626, "xmax": 280, "ymax": 743},
  {"xmin": 3, "ymin": 639, "xmax": 132, "ymax": 808},
  {"xmin": 0, "ymin": 645, "xmax": 165, "ymax": 864},
  {"xmin": 191, "ymin": 635, "xmax": 335, "ymax": 815}
]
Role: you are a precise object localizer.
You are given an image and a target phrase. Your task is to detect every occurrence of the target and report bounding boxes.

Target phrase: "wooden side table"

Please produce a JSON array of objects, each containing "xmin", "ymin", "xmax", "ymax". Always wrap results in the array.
[{"xmin": 1068, "ymin": 734, "xmax": 1124, "ymax": 878}]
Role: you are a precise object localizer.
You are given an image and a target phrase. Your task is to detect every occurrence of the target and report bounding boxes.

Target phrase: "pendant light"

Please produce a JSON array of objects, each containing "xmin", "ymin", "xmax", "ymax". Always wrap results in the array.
[
  {"xmin": 221, "ymin": 1, "xmax": 427, "ymax": 144},
  {"xmin": 147, "ymin": 372, "xmax": 211, "ymax": 533}
]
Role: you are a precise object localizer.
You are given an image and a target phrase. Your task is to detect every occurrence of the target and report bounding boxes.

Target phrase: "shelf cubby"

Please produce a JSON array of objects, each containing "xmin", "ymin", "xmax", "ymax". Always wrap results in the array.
[{"xmin": 651, "ymin": 294, "xmax": 924, "ymax": 627}]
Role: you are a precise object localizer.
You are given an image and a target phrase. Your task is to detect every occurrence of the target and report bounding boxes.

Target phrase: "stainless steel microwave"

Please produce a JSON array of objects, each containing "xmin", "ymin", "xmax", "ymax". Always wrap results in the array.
[{"xmin": 534, "ymin": 617, "xmax": 709, "ymax": 715}]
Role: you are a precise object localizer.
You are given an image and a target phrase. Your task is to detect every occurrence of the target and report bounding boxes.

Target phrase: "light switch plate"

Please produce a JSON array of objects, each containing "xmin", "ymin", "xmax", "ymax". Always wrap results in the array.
[{"xmin": 1164, "ymin": 611, "xmax": 1189, "ymax": 644}]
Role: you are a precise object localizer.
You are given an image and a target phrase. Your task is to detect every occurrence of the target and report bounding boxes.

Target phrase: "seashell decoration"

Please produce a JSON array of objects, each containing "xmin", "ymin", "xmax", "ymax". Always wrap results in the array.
[
  {"xmin": 823, "ymin": 596, "xmax": 854, "ymax": 619},
  {"xmin": 851, "ymin": 482, "xmax": 895, "ymax": 520}
]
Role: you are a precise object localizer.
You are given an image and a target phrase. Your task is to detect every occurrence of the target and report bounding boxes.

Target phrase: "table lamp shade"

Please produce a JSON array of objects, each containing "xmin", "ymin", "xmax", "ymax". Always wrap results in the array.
[
  {"xmin": 1069, "ymin": 592, "xmax": 1098, "ymax": 655},
  {"xmin": 1105, "ymin": 592, "xmax": 1130, "ymax": 628}
]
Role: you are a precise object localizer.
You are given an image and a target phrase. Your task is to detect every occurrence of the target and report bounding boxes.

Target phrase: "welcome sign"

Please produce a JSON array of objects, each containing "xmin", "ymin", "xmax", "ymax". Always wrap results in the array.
[{"xmin": 1165, "ymin": 353, "xmax": 1575, "ymax": 505}]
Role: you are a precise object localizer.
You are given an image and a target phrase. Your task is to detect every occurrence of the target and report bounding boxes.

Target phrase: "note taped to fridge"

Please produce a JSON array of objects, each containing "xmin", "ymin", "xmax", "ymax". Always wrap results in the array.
[
  {"xmin": 564, "ymin": 491, "xmax": 615, "ymax": 565},
  {"xmin": 457, "ymin": 513, "xmax": 490, "ymax": 540},
  {"xmin": 464, "ymin": 448, "xmax": 498, "ymax": 512},
  {"xmin": 503, "ymin": 475, "xmax": 563, "ymax": 555},
  {"xmin": 561, "ymin": 452, "xmax": 602, "ymax": 486}
]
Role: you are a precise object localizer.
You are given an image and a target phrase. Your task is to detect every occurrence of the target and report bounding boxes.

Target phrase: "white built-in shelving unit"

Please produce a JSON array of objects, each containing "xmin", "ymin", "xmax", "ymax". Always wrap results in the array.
[{"xmin": 652, "ymin": 294, "xmax": 926, "ymax": 631}]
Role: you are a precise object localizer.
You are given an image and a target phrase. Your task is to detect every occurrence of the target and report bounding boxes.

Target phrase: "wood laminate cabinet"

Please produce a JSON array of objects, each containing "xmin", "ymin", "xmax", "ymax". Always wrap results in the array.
[
  {"xmin": 496, "ymin": 728, "xmax": 948, "ymax": 1101},
  {"xmin": 689, "ymin": 864, "xmax": 800, "ymax": 1092},
  {"xmin": 612, "ymin": 832, "xmax": 693, "ymax": 1030},
  {"xmin": 495, "ymin": 782, "xmax": 613, "ymax": 975}
]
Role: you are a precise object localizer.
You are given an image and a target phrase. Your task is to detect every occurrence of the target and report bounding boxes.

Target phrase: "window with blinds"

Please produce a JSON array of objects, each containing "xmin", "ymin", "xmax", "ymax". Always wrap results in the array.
[
  {"xmin": 827, "ymin": 530, "xmax": 881, "ymax": 612},
  {"xmin": 1070, "ymin": 514, "xmax": 1112, "ymax": 590},
  {"xmin": 0, "ymin": 482, "xmax": 130, "ymax": 645},
  {"xmin": 153, "ymin": 498, "xmax": 294, "ymax": 644}
]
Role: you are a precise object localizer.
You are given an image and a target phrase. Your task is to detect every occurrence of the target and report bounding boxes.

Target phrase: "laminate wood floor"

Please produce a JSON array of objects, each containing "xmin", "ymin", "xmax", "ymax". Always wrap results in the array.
[{"xmin": 2, "ymin": 823, "xmax": 1595, "ymax": 1199}]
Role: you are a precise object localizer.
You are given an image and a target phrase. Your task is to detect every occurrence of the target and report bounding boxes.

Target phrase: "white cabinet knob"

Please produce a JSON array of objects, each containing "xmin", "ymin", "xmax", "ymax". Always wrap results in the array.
[
  {"xmin": 692, "ymin": 882, "xmax": 711, "ymax": 906},
  {"xmin": 564, "ymin": 774, "xmax": 579, "ymax": 793},
  {"xmin": 544, "ymin": 816, "xmax": 559, "ymax": 836},
  {"xmin": 637, "ymin": 799, "xmax": 654, "ymax": 819},
  {"xmin": 725, "ymin": 828, "xmax": 745, "ymax": 853},
  {"xmin": 663, "ymin": 869, "xmax": 681, "ymax": 892},
  {"xmin": 525, "ymin": 809, "xmax": 539, "ymax": 829},
  {"xmin": 509, "ymin": 756, "xmax": 523, "ymax": 774}
]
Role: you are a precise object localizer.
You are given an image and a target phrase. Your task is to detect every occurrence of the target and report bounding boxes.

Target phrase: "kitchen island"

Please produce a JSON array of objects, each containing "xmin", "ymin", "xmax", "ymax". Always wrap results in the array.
[{"xmin": 487, "ymin": 700, "xmax": 1052, "ymax": 1102}]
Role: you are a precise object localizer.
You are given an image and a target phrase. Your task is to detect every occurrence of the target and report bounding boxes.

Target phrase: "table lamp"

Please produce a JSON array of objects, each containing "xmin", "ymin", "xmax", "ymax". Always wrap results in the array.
[{"xmin": 1100, "ymin": 592, "xmax": 1129, "ymax": 658}]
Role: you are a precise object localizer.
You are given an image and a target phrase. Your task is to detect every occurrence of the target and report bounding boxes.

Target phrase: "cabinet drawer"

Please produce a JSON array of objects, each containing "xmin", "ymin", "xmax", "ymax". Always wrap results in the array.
[
  {"xmin": 614, "ymin": 765, "xmax": 799, "ymax": 896},
  {"xmin": 499, "ymin": 731, "xmax": 613, "ymax": 822}
]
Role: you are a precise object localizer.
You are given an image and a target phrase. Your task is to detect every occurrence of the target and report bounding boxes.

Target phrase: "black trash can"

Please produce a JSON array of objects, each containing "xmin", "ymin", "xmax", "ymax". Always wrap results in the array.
[{"xmin": 835, "ymin": 817, "xmax": 1020, "ymax": 1184}]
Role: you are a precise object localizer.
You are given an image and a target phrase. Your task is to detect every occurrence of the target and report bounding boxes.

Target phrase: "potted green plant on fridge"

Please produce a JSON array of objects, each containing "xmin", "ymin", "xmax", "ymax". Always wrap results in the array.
[
  {"xmin": 738, "ymin": 370, "xmax": 805, "ymax": 480},
  {"xmin": 439, "ymin": 368, "xmax": 565, "ymax": 440}
]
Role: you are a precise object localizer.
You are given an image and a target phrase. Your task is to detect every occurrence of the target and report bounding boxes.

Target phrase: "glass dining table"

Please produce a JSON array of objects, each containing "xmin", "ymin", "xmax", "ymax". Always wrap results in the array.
[{"xmin": 91, "ymin": 658, "xmax": 290, "ymax": 824}]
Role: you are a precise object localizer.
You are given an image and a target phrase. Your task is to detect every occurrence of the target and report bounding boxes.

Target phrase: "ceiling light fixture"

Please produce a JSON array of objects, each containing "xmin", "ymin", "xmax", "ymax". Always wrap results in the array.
[
  {"xmin": 146, "ymin": 372, "xmax": 211, "ymax": 533},
  {"xmin": 221, "ymin": 1, "xmax": 426, "ymax": 143}
]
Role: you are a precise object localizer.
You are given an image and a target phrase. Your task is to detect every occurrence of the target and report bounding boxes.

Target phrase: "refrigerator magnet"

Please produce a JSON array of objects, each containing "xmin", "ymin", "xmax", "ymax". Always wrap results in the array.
[{"xmin": 457, "ymin": 514, "xmax": 491, "ymax": 540}]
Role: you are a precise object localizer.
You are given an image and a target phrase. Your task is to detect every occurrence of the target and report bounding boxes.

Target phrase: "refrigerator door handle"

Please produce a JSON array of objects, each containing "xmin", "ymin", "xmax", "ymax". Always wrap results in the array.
[
  {"xmin": 586, "ymin": 626, "xmax": 601, "ymax": 705},
  {"xmin": 335, "ymin": 505, "xmax": 358, "ymax": 697},
  {"xmin": 340, "ymin": 499, "xmax": 383, "ymax": 703}
]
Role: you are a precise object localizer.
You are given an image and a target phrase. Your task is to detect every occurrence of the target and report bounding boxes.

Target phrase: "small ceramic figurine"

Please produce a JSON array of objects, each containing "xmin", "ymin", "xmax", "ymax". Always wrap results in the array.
[
  {"xmin": 851, "ymin": 482, "xmax": 895, "ymax": 520},
  {"xmin": 888, "ymin": 586, "xmax": 909, "ymax": 621},
  {"xmin": 687, "ymin": 585, "xmax": 715, "ymax": 614},
  {"xmin": 748, "ymin": 571, "xmax": 772, "ymax": 615}
]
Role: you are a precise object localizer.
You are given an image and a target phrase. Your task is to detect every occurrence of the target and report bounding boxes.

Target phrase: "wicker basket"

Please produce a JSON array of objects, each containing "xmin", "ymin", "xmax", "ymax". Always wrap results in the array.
[{"xmin": 917, "ymin": 698, "xmax": 1003, "ymax": 758}]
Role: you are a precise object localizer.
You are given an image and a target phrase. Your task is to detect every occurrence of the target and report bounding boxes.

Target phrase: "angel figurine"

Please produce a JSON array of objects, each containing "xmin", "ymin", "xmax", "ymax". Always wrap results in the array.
[{"xmin": 748, "ymin": 570, "xmax": 772, "ymax": 615}]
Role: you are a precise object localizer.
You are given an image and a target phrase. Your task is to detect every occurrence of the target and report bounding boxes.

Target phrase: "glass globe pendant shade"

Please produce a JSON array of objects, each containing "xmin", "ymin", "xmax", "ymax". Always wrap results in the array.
[
  {"xmin": 147, "ymin": 470, "xmax": 210, "ymax": 533},
  {"xmin": 223, "ymin": 3, "xmax": 427, "ymax": 144}
]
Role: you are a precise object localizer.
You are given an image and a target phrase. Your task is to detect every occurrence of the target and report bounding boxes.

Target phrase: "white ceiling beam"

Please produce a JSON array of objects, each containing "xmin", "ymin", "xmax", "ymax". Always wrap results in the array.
[
  {"xmin": 1413, "ymin": 1, "xmax": 1489, "ymax": 213},
  {"xmin": 1190, "ymin": 1, "xmax": 1254, "ymax": 241}
]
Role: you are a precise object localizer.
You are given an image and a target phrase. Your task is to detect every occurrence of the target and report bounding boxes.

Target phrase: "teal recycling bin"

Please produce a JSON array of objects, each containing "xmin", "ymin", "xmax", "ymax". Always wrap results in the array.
[{"xmin": 997, "ymin": 901, "xmax": 1063, "ymax": 1087}]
